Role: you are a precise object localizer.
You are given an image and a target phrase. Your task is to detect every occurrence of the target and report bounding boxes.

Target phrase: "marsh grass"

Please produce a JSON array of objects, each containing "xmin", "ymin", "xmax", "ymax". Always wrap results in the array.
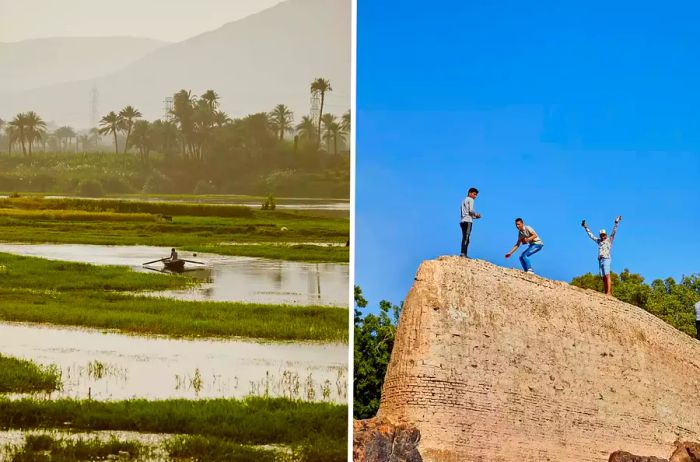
[
  {"xmin": 0, "ymin": 289, "xmax": 348, "ymax": 341},
  {"xmin": 0, "ymin": 252, "xmax": 347, "ymax": 341},
  {"xmin": 165, "ymin": 435, "xmax": 281, "ymax": 462},
  {"xmin": 0, "ymin": 355, "xmax": 61, "ymax": 393},
  {"xmin": 8, "ymin": 434, "xmax": 143, "ymax": 462},
  {"xmin": 0, "ymin": 253, "xmax": 191, "ymax": 293},
  {"xmin": 0, "ymin": 197, "xmax": 254, "ymax": 218},
  {"xmin": 0, "ymin": 397, "xmax": 347, "ymax": 446},
  {"xmin": 0, "ymin": 197, "xmax": 349, "ymax": 262}
]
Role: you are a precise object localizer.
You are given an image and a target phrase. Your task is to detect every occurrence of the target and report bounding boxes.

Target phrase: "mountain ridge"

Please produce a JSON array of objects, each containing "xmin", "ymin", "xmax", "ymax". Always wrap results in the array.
[{"xmin": 0, "ymin": 0, "xmax": 350, "ymax": 128}]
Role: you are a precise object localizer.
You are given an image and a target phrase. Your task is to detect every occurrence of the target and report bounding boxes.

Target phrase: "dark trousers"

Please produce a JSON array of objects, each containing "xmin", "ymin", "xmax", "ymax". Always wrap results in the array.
[
  {"xmin": 460, "ymin": 221, "xmax": 473, "ymax": 256},
  {"xmin": 696, "ymin": 320, "xmax": 700, "ymax": 341}
]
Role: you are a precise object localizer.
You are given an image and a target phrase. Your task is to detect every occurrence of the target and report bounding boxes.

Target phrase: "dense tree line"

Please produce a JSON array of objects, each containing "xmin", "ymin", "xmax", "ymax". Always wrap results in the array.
[
  {"xmin": 571, "ymin": 269, "xmax": 699, "ymax": 337},
  {"xmin": 0, "ymin": 78, "xmax": 351, "ymax": 196},
  {"xmin": 353, "ymin": 286, "xmax": 401, "ymax": 420}
]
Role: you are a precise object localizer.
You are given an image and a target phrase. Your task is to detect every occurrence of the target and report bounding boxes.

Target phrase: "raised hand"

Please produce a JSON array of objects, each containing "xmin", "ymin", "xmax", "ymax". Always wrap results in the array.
[
  {"xmin": 615, "ymin": 216, "xmax": 622, "ymax": 223},
  {"xmin": 581, "ymin": 219, "xmax": 586, "ymax": 227}
]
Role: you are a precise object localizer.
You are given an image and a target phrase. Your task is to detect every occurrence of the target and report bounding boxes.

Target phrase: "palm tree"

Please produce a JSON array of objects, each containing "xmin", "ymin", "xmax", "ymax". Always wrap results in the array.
[
  {"xmin": 119, "ymin": 106, "xmax": 142, "ymax": 154},
  {"xmin": 5, "ymin": 125, "xmax": 18, "ymax": 156},
  {"xmin": 295, "ymin": 116, "xmax": 317, "ymax": 142},
  {"xmin": 310, "ymin": 78, "xmax": 332, "ymax": 145},
  {"xmin": 171, "ymin": 90, "xmax": 197, "ymax": 159},
  {"xmin": 54, "ymin": 126, "xmax": 76, "ymax": 152},
  {"xmin": 24, "ymin": 112, "xmax": 47, "ymax": 156},
  {"xmin": 9, "ymin": 114, "xmax": 28, "ymax": 156},
  {"xmin": 89, "ymin": 128, "xmax": 101, "ymax": 151},
  {"xmin": 341, "ymin": 110, "xmax": 351, "ymax": 136},
  {"xmin": 321, "ymin": 114, "xmax": 337, "ymax": 151},
  {"xmin": 200, "ymin": 90, "xmax": 220, "ymax": 111},
  {"xmin": 98, "ymin": 111, "xmax": 123, "ymax": 154},
  {"xmin": 77, "ymin": 135, "xmax": 90, "ymax": 153},
  {"xmin": 269, "ymin": 104, "xmax": 294, "ymax": 141},
  {"xmin": 321, "ymin": 114, "xmax": 342, "ymax": 155},
  {"xmin": 213, "ymin": 110, "xmax": 231, "ymax": 128},
  {"xmin": 129, "ymin": 120, "xmax": 152, "ymax": 163}
]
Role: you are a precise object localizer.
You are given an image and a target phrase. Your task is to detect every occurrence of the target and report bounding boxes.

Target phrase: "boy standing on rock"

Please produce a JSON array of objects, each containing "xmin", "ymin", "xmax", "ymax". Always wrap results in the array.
[
  {"xmin": 581, "ymin": 216, "xmax": 621, "ymax": 296},
  {"xmin": 695, "ymin": 300, "xmax": 700, "ymax": 340},
  {"xmin": 460, "ymin": 187, "xmax": 481, "ymax": 258},
  {"xmin": 505, "ymin": 218, "xmax": 544, "ymax": 273}
]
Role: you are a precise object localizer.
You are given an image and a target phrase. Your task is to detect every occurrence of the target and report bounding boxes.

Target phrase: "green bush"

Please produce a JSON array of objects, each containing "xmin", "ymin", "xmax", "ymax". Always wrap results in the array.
[{"xmin": 75, "ymin": 179, "xmax": 105, "ymax": 197}]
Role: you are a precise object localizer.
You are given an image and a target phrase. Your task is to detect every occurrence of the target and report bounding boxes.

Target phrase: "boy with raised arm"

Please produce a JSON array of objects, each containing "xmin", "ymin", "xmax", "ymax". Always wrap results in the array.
[{"xmin": 581, "ymin": 216, "xmax": 621, "ymax": 295}]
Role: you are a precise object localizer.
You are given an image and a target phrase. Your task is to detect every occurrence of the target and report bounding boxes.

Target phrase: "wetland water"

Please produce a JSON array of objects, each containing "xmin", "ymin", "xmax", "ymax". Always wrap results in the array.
[
  {"xmin": 0, "ymin": 243, "xmax": 349, "ymax": 306},
  {"xmin": 0, "ymin": 322, "xmax": 347, "ymax": 403},
  {"xmin": 37, "ymin": 195, "xmax": 350, "ymax": 211}
]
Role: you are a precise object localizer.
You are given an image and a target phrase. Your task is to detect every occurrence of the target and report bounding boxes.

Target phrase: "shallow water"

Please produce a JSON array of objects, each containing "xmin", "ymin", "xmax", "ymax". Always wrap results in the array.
[
  {"xmin": 0, "ymin": 322, "xmax": 347, "ymax": 403},
  {"xmin": 39, "ymin": 195, "xmax": 350, "ymax": 211},
  {"xmin": 0, "ymin": 243, "xmax": 349, "ymax": 306}
]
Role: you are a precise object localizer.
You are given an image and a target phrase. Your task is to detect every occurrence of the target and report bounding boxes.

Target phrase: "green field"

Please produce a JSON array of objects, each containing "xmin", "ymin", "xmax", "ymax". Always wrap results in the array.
[
  {"xmin": 0, "ymin": 355, "xmax": 62, "ymax": 393},
  {"xmin": 0, "ymin": 253, "xmax": 348, "ymax": 342},
  {"xmin": 0, "ymin": 196, "xmax": 349, "ymax": 263},
  {"xmin": 0, "ymin": 397, "xmax": 346, "ymax": 462}
]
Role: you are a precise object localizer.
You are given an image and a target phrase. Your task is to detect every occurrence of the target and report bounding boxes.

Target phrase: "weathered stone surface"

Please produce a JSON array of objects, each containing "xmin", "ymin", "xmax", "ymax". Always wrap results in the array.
[
  {"xmin": 669, "ymin": 442, "xmax": 700, "ymax": 462},
  {"xmin": 375, "ymin": 257, "xmax": 700, "ymax": 462},
  {"xmin": 353, "ymin": 418, "xmax": 422, "ymax": 462},
  {"xmin": 609, "ymin": 451, "xmax": 668, "ymax": 462}
]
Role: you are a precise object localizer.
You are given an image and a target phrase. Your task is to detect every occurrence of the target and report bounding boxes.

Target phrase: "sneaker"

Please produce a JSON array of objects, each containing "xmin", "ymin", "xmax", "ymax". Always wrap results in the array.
[{"xmin": 526, "ymin": 269, "xmax": 535, "ymax": 274}]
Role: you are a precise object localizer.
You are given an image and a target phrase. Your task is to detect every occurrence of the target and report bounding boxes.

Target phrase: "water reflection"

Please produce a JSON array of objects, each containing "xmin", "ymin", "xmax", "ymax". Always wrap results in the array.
[
  {"xmin": 0, "ymin": 244, "xmax": 348, "ymax": 306},
  {"xmin": 0, "ymin": 322, "xmax": 347, "ymax": 403}
]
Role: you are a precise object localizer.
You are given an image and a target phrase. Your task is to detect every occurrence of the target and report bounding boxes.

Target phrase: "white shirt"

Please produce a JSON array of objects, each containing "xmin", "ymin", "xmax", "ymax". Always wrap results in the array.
[{"xmin": 695, "ymin": 301, "xmax": 700, "ymax": 321}]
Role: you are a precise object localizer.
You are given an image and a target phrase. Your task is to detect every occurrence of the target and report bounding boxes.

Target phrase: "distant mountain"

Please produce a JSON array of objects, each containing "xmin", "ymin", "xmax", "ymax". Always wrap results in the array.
[
  {"xmin": 0, "ymin": 0, "xmax": 350, "ymax": 129},
  {"xmin": 0, "ymin": 37, "xmax": 167, "ymax": 93}
]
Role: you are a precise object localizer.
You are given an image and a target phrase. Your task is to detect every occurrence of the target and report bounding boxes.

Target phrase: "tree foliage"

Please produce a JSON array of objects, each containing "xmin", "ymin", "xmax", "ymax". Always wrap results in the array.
[
  {"xmin": 353, "ymin": 286, "xmax": 400, "ymax": 420},
  {"xmin": 571, "ymin": 269, "xmax": 700, "ymax": 337}
]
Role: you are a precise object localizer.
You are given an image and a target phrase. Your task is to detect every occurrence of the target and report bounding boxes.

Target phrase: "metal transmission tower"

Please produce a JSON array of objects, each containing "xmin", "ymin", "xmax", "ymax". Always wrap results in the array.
[
  {"xmin": 310, "ymin": 91, "xmax": 321, "ymax": 126},
  {"xmin": 163, "ymin": 97, "xmax": 174, "ymax": 121},
  {"xmin": 89, "ymin": 86, "xmax": 99, "ymax": 128}
]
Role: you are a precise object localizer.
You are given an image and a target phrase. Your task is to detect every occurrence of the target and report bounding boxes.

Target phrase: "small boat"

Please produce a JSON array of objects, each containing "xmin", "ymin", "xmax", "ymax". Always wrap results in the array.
[{"xmin": 163, "ymin": 259, "xmax": 186, "ymax": 272}]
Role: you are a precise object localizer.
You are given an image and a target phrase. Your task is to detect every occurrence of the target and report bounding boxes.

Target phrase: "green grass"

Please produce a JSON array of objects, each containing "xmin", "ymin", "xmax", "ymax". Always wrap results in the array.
[
  {"xmin": 6, "ymin": 433, "xmax": 344, "ymax": 462},
  {"xmin": 7, "ymin": 434, "xmax": 143, "ymax": 462},
  {"xmin": 0, "ymin": 197, "xmax": 349, "ymax": 263},
  {"xmin": 0, "ymin": 253, "xmax": 348, "ymax": 342},
  {"xmin": 0, "ymin": 252, "xmax": 191, "ymax": 293},
  {"xmin": 165, "ymin": 435, "xmax": 281, "ymax": 462},
  {"xmin": 0, "ymin": 355, "xmax": 61, "ymax": 393},
  {"xmin": 0, "ymin": 290, "xmax": 348, "ymax": 342},
  {"xmin": 0, "ymin": 397, "xmax": 347, "ymax": 446}
]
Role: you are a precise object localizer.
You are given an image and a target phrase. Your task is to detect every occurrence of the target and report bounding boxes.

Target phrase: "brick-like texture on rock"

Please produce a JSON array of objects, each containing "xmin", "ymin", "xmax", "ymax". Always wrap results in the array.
[{"xmin": 376, "ymin": 257, "xmax": 700, "ymax": 462}]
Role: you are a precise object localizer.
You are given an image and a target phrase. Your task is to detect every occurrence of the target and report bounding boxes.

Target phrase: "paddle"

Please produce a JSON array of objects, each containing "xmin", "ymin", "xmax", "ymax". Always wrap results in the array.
[
  {"xmin": 143, "ymin": 257, "xmax": 167, "ymax": 265},
  {"xmin": 181, "ymin": 259, "xmax": 205, "ymax": 265}
]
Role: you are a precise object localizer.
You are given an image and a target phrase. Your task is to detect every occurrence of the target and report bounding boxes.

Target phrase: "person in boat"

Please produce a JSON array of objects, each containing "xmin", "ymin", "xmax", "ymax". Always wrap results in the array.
[{"xmin": 169, "ymin": 248, "xmax": 178, "ymax": 261}]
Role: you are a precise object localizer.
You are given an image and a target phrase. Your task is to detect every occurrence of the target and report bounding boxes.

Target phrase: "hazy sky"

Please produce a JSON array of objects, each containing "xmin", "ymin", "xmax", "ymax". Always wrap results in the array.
[{"xmin": 0, "ymin": 0, "xmax": 284, "ymax": 42}]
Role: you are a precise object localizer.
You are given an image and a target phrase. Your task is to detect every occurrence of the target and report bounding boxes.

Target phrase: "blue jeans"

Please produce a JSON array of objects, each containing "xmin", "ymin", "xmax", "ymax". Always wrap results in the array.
[{"xmin": 519, "ymin": 244, "xmax": 543, "ymax": 271}]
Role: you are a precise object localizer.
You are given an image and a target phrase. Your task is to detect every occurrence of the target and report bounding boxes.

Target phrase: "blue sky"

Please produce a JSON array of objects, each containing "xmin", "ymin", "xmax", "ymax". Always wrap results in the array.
[{"xmin": 356, "ymin": 1, "xmax": 700, "ymax": 310}]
